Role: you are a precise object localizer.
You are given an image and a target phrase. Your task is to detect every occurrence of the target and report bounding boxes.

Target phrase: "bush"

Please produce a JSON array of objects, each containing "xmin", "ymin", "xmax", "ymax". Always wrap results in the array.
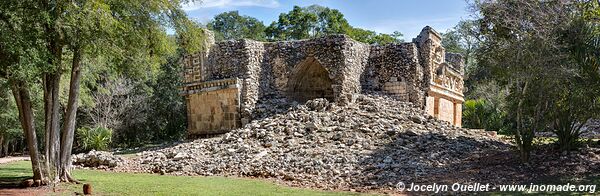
[
  {"xmin": 462, "ymin": 99, "xmax": 505, "ymax": 132},
  {"xmin": 77, "ymin": 126, "xmax": 113, "ymax": 151}
]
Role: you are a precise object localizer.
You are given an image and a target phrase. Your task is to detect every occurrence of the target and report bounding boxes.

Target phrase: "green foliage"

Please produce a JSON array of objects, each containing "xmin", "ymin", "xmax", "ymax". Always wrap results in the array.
[
  {"xmin": 0, "ymin": 0, "xmax": 48, "ymax": 83},
  {"xmin": 463, "ymin": 99, "xmax": 486, "ymax": 128},
  {"xmin": 580, "ymin": 0, "xmax": 600, "ymax": 20},
  {"xmin": 209, "ymin": 11, "xmax": 267, "ymax": 41},
  {"xmin": 0, "ymin": 78, "xmax": 44, "ymax": 156},
  {"xmin": 113, "ymin": 51, "xmax": 187, "ymax": 146},
  {"xmin": 0, "ymin": 80, "xmax": 21, "ymax": 136},
  {"xmin": 205, "ymin": 5, "xmax": 403, "ymax": 44},
  {"xmin": 441, "ymin": 19, "xmax": 483, "ymax": 99},
  {"xmin": 548, "ymin": 16, "xmax": 600, "ymax": 151},
  {"xmin": 266, "ymin": 6, "xmax": 320, "ymax": 40},
  {"xmin": 347, "ymin": 28, "xmax": 403, "ymax": 45},
  {"xmin": 144, "ymin": 53, "xmax": 188, "ymax": 140},
  {"xmin": 471, "ymin": 0, "xmax": 600, "ymax": 162},
  {"xmin": 77, "ymin": 126, "xmax": 113, "ymax": 151},
  {"xmin": 264, "ymin": 5, "xmax": 402, "ymax": 44},
  {"xmin": 463, "ymin": 99, "xmax": 505, "ymax": 131},
  {"xmin": 464, "ymin": 81, "xmax": 509, "ymax": 133}
]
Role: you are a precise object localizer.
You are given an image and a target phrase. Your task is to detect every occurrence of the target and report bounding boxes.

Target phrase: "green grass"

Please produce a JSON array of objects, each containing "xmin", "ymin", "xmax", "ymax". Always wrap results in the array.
[{"xmin": 0, "ymin": 161, "xmax": 370, "ymax": 196}]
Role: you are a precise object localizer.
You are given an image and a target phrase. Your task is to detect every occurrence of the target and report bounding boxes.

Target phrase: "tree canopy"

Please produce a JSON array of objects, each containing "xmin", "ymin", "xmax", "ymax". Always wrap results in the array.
[
  {"xmin": 208, "ymin": 5, "xmax": 403, "ymax": 44},
  {"xmin": 209, "ymin": 11, "xmax": 267, "ymax": 41}
]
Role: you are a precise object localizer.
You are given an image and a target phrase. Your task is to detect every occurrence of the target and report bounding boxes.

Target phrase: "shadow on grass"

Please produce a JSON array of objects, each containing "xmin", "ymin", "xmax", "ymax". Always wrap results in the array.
[{"xmin": 0, "ymin": 166, "xmax": 31, "ymax": 189}]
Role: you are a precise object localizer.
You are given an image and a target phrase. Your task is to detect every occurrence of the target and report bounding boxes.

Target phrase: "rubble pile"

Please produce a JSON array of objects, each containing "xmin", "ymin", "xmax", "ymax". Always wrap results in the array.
[
  {"xmin": 582, "ymin": 119, "xmax": 600, "ymax": 138},
  {"xmin": 72, "ymin": 150, "xmax": 124, "ymax": 168},
  {"xmin": 134, "ymin": 94, "xmax": 510, "ymax": 190}
]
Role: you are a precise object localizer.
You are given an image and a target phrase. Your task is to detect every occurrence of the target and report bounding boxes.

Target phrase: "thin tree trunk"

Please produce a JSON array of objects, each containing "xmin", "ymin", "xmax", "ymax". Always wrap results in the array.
[
  {"xmin": 516, "ymin": 81, "xmax": 530, "ymax": 163},
  {"xmin": 43, "ymin": 74, "xmax": 50, "ymax": 179},
  {"xmin": 59, "ymin": 47, "xmax": 82, "ymax": 183},
  {"xmin": 0, "ymin": 135, "xmax": 4, "ymax": 157},
  {"xmin": 3, "ymin": 139, "xmax": 8, "ymax": 157},
  {"xmin": 11, "ymin": 81, "xmax": 46, "ymax": 183},
  {"xmin": 43, "ymin": 74, "xmax": 54, "ymax": 181}
]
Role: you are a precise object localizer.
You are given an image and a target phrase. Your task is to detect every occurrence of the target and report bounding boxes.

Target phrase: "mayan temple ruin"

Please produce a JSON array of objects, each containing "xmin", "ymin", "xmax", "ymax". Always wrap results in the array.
[{"xmin": 181, "ymin": 26, "xmax": 465, "ymax": 135}]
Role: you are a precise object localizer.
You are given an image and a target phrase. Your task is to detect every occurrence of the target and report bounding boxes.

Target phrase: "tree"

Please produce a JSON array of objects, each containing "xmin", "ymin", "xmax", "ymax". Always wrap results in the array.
[
  {"xmin": 474, "ymin": 0, "xmax": 600, "ymax": 162},
  {"xmin": 265, "ymin": 5, "xmax": 404, "ymax": 44},
  {"xmin": 305, "ymin": 5, "xmax": 351, "ymax": 37},
  {"xmin": 266, "ymin": 6, "xmax": 319, "ymax": 40},
  {"xmin": 442, "ymin": 20, "xmax": 479, "ymax": 66},
  {"xmin": 209, "ymin": 11, "xmax": 267, "ymax": 41},
  {"xmin": 265, "ymin": 5, "xmax": 354, "ymax": 40},
  {"xmin": 476, "ymin": 0, "xmax": 571, "ymax": 162},
  {"xmin": 0, "ymin": 0, "xmax": 49, "ymax": 183},
  {"xmin": 549, "ymin": 15, "xmax": 600, "ymax": 151},
  {"xmin": 346, "ymin": 28, "xmax": 403, "ymax": 45},
  {"xmin": 1, "ymin": 0, "xmax": 204, "ymax": 184},
  {"xmin": 0, "ymin": 79, "xmax": 25, "ymax": 157},
  {"xmin": 441, "ymin": 19, "xmax": 485, "ymax": 99},
  {"xmin": 113, "ymin": 51, "xmax": 188, "ymax": 146}
]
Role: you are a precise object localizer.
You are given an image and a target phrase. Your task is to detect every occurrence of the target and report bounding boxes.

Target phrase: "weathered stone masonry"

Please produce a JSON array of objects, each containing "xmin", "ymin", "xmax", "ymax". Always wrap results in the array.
[{"xmin": 181, "ymin": 26, "xmax": 465, "ymax": 135}]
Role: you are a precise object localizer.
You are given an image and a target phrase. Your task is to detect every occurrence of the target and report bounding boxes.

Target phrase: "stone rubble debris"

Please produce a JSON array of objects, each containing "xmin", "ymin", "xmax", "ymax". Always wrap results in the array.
[
  {"xmin": 72, "ymin": 150, "xmax": 124, "ymax": 168},
  {"xmin": 129, "ymin": 94, "xmax": 512, "ymax": 190}
]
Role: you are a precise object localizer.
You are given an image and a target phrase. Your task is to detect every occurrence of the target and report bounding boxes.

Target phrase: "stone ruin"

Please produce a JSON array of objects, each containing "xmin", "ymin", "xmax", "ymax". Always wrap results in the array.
[{"xmin": 181, "ymin": 26, "xmax": 465, "ymax": 135}]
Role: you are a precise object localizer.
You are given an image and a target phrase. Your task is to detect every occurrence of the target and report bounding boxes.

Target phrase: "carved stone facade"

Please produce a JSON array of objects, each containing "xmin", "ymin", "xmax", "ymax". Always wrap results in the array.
[
  {"xmin": 181, "ymin": 27, "xmax": 465, "ymax": 135},
  {"xmin": 413, "ymin": 27, "xmax": 465, "ymax": 126}
]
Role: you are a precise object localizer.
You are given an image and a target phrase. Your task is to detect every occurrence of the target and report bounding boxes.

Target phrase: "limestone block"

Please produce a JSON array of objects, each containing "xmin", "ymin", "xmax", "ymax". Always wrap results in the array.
[
  {"xmin": 438, "ymin": 98, "xmax": 454, "ymax": 124},
  {"xmin": 454, "ymin": 103, "xmax": 462, "ymax": 127},
  {"xmin": 186, "ymin": 86, "xmax": 240, "ymax": 135},
  {"xmin": 424, "ymin": 96, "xmax": 433, "ymax": 117}
]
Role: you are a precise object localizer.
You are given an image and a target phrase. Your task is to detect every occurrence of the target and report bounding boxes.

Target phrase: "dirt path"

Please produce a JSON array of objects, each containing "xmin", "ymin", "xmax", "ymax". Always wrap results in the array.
[{"xmin": 0, "ymin": 156, "xmax": 29, "ymax": 165}]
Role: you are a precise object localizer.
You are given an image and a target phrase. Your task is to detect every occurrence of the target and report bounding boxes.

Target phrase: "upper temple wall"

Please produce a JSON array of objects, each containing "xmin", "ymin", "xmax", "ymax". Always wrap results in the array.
[
  {"xmin": 184, "ymin": 34, "xmax": 372, "ymax": 119},
  {"xmin": 182, "ymin": 26, "xmax": 465, "ymax": 119},
  {"xmin": 361, "ymin": 43, "xmax": 424, "ymax": 106}
]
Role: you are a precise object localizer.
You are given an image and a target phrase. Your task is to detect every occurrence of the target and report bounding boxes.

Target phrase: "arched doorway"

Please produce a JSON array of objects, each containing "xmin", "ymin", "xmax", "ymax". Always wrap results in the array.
[{"xmin": 287, "ymin": 57, "xmax": 334, "ymax": 102}]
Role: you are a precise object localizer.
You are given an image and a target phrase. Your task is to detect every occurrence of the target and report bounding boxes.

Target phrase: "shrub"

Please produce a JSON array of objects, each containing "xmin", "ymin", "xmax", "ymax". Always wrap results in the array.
[
  {"xmin": 77, "ymin": 126, "xmax": 113, "ymax": 151},
  {"xmin": 462, "ymin": 99, "xmax": 506, "ymax": 132}
]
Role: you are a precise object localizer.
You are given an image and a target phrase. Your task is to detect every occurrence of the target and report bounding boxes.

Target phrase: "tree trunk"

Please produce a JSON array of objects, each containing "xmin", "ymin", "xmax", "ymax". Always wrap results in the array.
[
  {"xmin": 516, "ymin": 81, "xmax": 530, "ymax": 163},
  {"xmin": 43, "ymin": 2, "xmax": 64, "ymax": 182},
  {"xmin": 59, "ymin": 47, "xmax": 82, "ymax": 183},
  {"xmin": 43, "ymin": 73, "xmax": 62, "ymax": 182},
  {"xmin": 43, "ymin": 74, "xmax": 51, "ymax": 178},
  {"xmin": 11, "ymin": 81, "xmax": 45, "ymax": 183},
  {"xmin": 0, "ymin": 135, "xmax": 4, "ymax": 157},
  {"xmin": 3, "ymin": 139, "xmax": 8, "ymax": 157}
]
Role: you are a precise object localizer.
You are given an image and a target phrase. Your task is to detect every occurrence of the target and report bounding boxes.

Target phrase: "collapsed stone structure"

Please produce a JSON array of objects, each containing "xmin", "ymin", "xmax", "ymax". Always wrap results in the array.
[{"xmin": 181, "ymin": 26, "xmax": 465, "ymax": 135}]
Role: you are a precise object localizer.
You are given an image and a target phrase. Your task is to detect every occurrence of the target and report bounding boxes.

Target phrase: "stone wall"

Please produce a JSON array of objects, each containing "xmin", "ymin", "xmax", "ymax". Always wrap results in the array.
[
  {"xmin": 258, "ymin": 35, "xmax": 370, "ymax": 103},
  {"xmin": 361, "ymin": 43, "xmax": 424, "ymax": 106},
  {"xmin": 182, "ymin": 27, "xmax": 465, "ymax": 135},
  {"xmin": 182, "ymin": 78, "xmax": 240, "ymax": 135}
]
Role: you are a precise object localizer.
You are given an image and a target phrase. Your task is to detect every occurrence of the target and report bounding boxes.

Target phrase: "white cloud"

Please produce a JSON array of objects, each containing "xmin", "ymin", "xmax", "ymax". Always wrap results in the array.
[{"xmin": 182, "ymin": 0, "xmax": 280, "ymax": 11}]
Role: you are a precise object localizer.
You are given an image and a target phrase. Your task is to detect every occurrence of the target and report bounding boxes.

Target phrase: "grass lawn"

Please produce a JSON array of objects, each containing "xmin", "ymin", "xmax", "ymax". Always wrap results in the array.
[{"xmin": 0, "ymin": 161, "xmax": 370, "ymax": 196}]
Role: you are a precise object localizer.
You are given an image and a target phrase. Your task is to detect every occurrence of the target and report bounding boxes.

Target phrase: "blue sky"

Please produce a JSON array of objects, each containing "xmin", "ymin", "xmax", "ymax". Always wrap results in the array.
[{"xmin": 182, "ymin": 0, "xmax": 473, "ymax": 39}]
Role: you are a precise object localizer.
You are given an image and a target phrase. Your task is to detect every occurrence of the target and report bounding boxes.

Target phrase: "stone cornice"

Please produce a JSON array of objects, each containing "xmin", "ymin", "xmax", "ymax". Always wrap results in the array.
[
  {"xmin": 428, "ymin": 83, "xmax": 465, "ymax": 102},
  {"xmin": 180, "ymin": 78, "xmax": 239, "ymax": 96}
]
